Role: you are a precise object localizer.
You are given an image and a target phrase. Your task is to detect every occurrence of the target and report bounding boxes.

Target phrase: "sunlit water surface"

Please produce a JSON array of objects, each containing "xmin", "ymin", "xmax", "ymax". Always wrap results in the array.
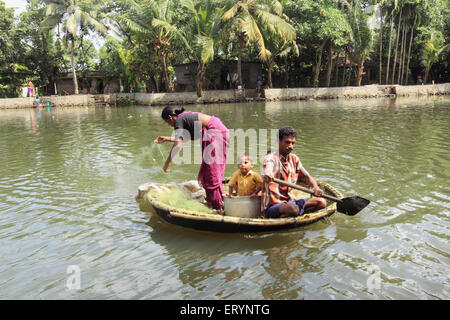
[{"xmin": 0, "ymin": 96, "xmax": 449, "ymax": 299}]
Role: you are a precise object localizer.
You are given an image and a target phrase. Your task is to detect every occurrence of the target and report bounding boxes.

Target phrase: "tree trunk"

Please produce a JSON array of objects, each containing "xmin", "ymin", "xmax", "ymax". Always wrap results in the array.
[
  {"xmin": 424, "ymin": 64, "xmax": 431, "ymax": 84},
  {"xmin": 391, "ymin": 6, "xmax": 403, "ymax": 84},
  {"xmin": 40, "ymin": 34, "xmax": 48, "ymax": 91},
  {"xmin": 267, "ymin": 59, "xmax": 273, "ymax": 88},
  {"xmin": 151, "ymin": 75, "xmax": 158, "ymax": 93},
  {"xmin": 400, "ymin": 20, "xmax": 408, "ymax": 85},
  {"xmin": 347, "ymin": 65, "xmax": 352, "ymax": 86},
  {"xmin": 158, "ymin": 70, "xmax": 164, "ymax": 93},
  {"xmin": 356, "ymin": 55, "xmax": 365, "ymax": 86},
  {"xmin": 237, "ymin": 36, "xmax": 244, "ymax": 87},
  {"xmin": 326, "ymin": 40, "xmax": 333, "ymax": 87},
  {"xmin": 41, "ymin": 33, "xmax": 55, "ymax": 94},
  {"xmin": 143, "ymin": 71, "xmax": 157, "ymax": 93},
  {"xmin": 379, "ymin": 5, "xmax": 383, "ymax": 84},
  {"xmin": 385, "ymin": 15, "xmax": 394, "ymax": 84},
  {"xmin": 159, "ymin": 50, "xmax": 171, "ymax": 92},
  {"xmin": 196, "ymin": 62, "xmax": 205, "ymax": 97},
  {"xmin": 80, "ymin": 35, "xmax": 92, "ymax": 93},
  {"xmin": 397, "ymin": 19, "xmax": 405, "ymax": 85},
  {"xmin": 404, "ymin": 12, "xmax": 417, "ymax": 85},
  {"xmin": 71, "ymin": 38, "xmax": 79, "ymax": 94},
  {"xmin": 314, "ymin": 39, "xmax": 327, "ymax": 88},
  {"xmin": 342, "ymin": 51, "xmax": 347, "ymax": 86},
  {"xmin": 335, "ymin": 52, "xmax": 340, "ymax": 87},
  {"xmin": 401, "ymin": 21, "xmax": 408, "ymax": 84},
  {"xmin": 145, "ymin": 79, "xmax": 152, "ymax": 93},
  {"xmin": 284, "ymin": 56, "xmax": 289, "ymax": 88}
]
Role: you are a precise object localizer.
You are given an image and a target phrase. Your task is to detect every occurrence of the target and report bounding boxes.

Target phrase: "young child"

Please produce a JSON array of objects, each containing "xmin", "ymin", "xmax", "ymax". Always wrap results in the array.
[
  {"xmin": 33, "ymin": 96, "xmax": 40, "ymax": 108},
  {"xmin": 227, "ymin": 155, "xmax": 263, "ymax": 198}
]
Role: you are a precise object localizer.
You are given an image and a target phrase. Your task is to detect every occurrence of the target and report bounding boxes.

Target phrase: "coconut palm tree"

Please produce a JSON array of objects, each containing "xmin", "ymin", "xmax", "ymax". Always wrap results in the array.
[
  {"xmin": 113, "ymin": 0, "xmax": 189, "ymax": 92},
  {"xmin": 221, "ymin": 0, "xmax": 295, "ymax": 87},
  {"xmin": 181, "ymin": 0, "xmax": 223, "ymax": 97},
  {"xmin": 341, "ymin": 0, "xmax": 375, "ymax": 86},
  {"xmin": 40, "ymin": 0, "xmax": 107, "ymax": 94},
  {"xmin": 151, "ymin": 0, "xmax": 191, "ymax": 92},
  {"xmin": 261, "ymin": 29, "xmax": 298, "ymax": 88}
]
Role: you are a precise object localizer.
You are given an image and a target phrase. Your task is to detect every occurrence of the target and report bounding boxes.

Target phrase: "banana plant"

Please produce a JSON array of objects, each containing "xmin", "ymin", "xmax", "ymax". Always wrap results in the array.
[{"xmin": 421, "ymin": 29, "xmax": 449, "ymax": 84}]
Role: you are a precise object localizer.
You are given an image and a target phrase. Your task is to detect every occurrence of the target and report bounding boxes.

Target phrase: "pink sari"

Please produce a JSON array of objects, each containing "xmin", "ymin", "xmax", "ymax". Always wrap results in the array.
[{"xmin": 197, "ymin": 116, "xmax": 229, "ymax": 209}]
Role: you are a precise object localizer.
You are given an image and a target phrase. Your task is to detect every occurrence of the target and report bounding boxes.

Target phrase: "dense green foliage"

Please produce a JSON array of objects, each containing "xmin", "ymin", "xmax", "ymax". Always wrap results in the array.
[{"xmin": 0, "ymin": 0, "xmax": 448, "ymax": 97}]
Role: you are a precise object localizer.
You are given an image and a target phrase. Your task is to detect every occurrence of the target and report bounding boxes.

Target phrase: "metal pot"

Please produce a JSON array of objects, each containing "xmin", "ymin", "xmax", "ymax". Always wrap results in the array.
[{"xmin": 224, "ymin": 196, "xmax": 261, "ymax": 218}]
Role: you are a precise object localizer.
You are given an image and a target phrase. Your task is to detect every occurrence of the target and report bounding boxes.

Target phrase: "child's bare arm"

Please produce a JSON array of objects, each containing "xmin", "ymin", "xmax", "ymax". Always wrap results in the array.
[{"xmin": 250, "ymin": 186, "xmax": 262, "ymax": 198}]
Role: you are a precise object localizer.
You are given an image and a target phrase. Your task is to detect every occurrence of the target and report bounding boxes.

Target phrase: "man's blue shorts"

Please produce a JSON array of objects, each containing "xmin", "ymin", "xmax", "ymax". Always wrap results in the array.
[{"xmin": 264, "ymin": 198, "xmax": 309, "ymax": 218}]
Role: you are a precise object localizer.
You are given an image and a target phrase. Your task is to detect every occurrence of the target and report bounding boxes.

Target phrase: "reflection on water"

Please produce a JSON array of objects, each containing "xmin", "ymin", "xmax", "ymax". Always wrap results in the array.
[
  {"xmin": 145, "ymin": 213, "xmax": 335, "ymax": 299},
  {"xmin": 0, "ymin": 96, "xmax": 449, "ymax": 299}
]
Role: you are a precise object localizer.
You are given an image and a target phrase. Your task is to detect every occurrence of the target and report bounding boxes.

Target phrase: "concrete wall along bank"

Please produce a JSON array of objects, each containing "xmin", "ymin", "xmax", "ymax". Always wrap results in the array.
[
  {"xmin": 0, "ymin": 84, "xmax": 449, "ymax": 109},
  {"xmin": 264, "ymin": 83, "xmax": 450, "ymax": 100},
  {"xmin": 0, "ymin": 95, "xmax": 94, "ymax": 109},
  {"xmin": 118, "ymin": 90, "xmax": 239, "ymax": 105}
]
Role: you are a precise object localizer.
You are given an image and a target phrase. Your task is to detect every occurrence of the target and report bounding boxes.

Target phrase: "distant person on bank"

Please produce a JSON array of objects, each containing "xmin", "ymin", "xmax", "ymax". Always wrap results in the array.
[
  {"xmin": 417, "ymin": 75, "xmax": 423, "ymax": 85},
  {"xmin": 261, "ymin": 126, "xmax": 326, "ymax": 218},
  {"xmin": 33, "ymin": 96, "xmax": 41, "ymax": 108},
  {"xmin": 27, "ymin": 81, "xmax": 35, "ymax": 97},
  {"xmin": 154, "ymin": 106, "xmax": 229, "ymax": 210}
]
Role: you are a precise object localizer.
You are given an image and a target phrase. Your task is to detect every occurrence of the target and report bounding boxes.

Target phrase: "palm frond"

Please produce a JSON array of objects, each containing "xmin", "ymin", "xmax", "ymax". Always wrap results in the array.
[
  {"xmin": 181, "ymin": 0, "xmax": 200, "ymax": 33},
  {"xmin": 44, "ymin": 3, "xmax": 65, "ymax": 19},
  {"xmin": 278, "ymin": 40, "xmax": 298, "ymax": 57},
  {"xmin": 66, "ymin": 13, "xmax": 77, "ymax": 37},
  {"xmin": 152, "ymin": 18, "xmax": 176, "ymax": 35},
  {"xmin": 256, "ymin": 0, "xmax": 282, "ymax": 16},
  {"xmin": 196, "ymin": 35, "xmax": 214, "ymax": 64},
  {"xmin": 180, "ymin": 0, "xmax": 196, "ymax": 16},
  {"xmin": 257, "ymin": 10, "xmax": 295, "ymax": 41},
  {"xmin": 41, "ymin": 14, "xmax": 63, "ymax": 30},
  {"xmin": 222, "ymin": 4, "xmax": 240, "ymax": 22},
  {"xmin": 240, "ymin": 15, "xmax": 268, "ymax": 60},
  {"xmin": 73, "ymin": 7, "xmax": 82, "ymax": 27},
  {"xmin": 117, "ymin": 15, "xmax": 150, "ymax": 34},
  {"xmin": 152, "ymin": 18, "xmax": 191, "ymax": 50},
  {"xmin": 211, "ymin": 8, "xmax": 225, "ymax": 37},
  {"xmin": 81, "ymin": 12, "xmax": 107, "ymax": 35}
]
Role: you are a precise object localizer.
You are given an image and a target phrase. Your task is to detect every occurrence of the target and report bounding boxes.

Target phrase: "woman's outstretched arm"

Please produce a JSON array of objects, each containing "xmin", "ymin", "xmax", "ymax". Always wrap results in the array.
[
  {"xmin": 154, "ymin": 136, "xmax": 175, "ymax": 144},
  {"xmin": 162, "ymin": 139, "xmax": 183, "ymax": 172}
]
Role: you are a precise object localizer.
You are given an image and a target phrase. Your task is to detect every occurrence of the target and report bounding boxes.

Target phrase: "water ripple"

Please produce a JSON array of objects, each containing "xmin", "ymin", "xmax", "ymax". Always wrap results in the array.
[{"xmin": 0, "ymin": 100, "xmax": 449, "ymax": 299}]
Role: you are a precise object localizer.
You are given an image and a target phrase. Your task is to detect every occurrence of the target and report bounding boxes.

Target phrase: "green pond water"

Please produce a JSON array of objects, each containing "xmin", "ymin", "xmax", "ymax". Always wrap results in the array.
[{"xmin": 0, "ymin": 96, "xmax": 449, "ymax": 299}]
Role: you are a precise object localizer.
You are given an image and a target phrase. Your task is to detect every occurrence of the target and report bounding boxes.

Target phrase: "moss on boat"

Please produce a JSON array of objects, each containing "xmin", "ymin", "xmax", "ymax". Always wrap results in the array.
[{"xmin": 136, "ymin": 180, "xmax": 343, "ymax": 233}]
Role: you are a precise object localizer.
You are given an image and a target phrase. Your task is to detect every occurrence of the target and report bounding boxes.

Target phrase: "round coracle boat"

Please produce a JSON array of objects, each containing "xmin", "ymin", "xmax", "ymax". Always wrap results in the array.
[{"xmin": 135, "ymin": 179, "xmax": 343, "ymax": 233}]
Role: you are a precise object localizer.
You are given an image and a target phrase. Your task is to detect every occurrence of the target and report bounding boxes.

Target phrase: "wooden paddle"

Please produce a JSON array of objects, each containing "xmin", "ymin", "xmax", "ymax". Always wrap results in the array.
[{"xmin": 272, "ymin": 178, "xmax": 370, "ymax": 216}]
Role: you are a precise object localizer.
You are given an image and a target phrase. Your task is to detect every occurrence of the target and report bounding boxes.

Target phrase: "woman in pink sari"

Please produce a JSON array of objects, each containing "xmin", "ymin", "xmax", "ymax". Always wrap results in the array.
[
  {"xmin": 27, "ymin": 81, "xmax": 35, "ymax": 97},
  {"xmin": 154, "ymin": 106, "xmax": 229, "ymax": 210}
]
